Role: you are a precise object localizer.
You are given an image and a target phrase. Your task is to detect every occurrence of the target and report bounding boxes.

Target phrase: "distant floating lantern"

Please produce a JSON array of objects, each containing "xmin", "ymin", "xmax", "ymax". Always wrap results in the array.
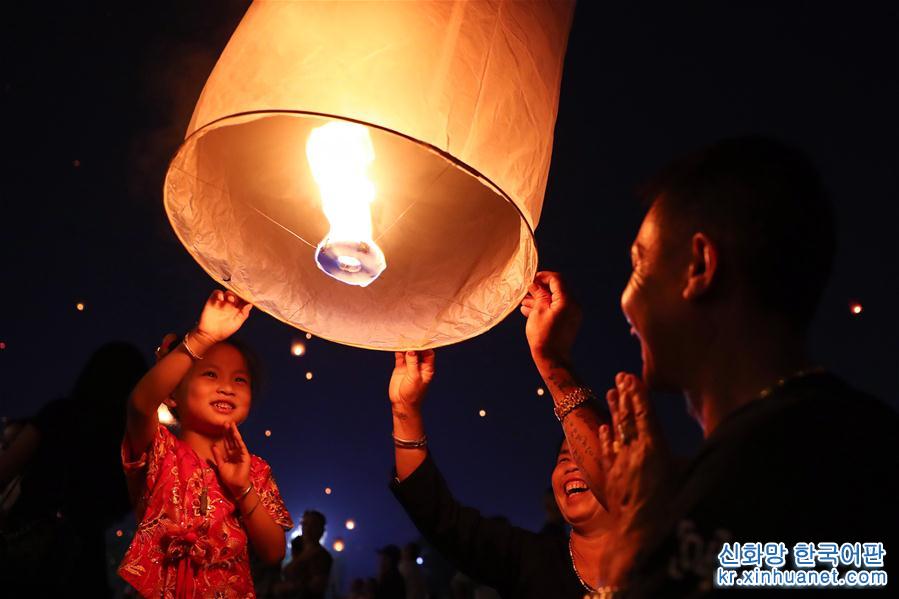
[
  {"xmin": 291, "ymin": 341, "xmax": 306, "ymax": 356},
  {"xmin": 333, "ymin": 539, "xmax": 345, "ymax": 552},
  {"xmin": 536, "ymin": 387, "xmax": 545, "ymax": 396},
  {"xmin": 324, "ymin": 487, "xmax": 332, "ymax": 495},
  {"xmin": 345, "ymin": 519, "xmax": 356, "ymax": 530},
  {"xmin": 0, "ymin": 341, "xmax": 6, "ymax": 350},
  {"xmin": 305, "ymin": 371, "xmax": 314, "ymax": 381},
  {"xmin": 75, "ymin": 302, "xmax": 85, "ymax": 312},
  {"xmin": 264, "ymin": 429, "xmax": 272, "ymax": 437},
  {"xmin": 478, "ymin": 409, "xmax": 487, "ymax": 418},
  {"xmin": 115, "ymin": 529, "xmax": 124, "ymax": 537},
  {"xmin": 305, "ymin": 333, "xmax": 313, "ymax": 340},
  {"xmin": 163, "ymin": 1, "xmax": 574, "ymax": 350},
  {"xmin": 849, "ymin": 301, "xmax": 863, "ymax": 315}
]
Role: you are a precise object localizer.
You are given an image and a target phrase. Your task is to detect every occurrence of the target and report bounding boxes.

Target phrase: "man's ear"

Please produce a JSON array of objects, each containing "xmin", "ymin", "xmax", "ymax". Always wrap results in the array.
[{"xmin": 683, "ymin": 232, "xmax": 718, "ymax": 300}]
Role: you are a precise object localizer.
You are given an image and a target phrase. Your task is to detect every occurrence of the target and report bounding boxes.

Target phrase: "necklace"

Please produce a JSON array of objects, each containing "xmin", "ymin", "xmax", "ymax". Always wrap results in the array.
[
  {"xmin": 757, "ymin": 366, "xmax": 825, "ymax": 400},
  {"xmin": 568, "ymin": 536, "xmax": 595, "ymax": 593}
]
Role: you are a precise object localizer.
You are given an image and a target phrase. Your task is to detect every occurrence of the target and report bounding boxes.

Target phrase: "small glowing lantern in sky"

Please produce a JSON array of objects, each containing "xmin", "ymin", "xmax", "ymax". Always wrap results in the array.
[
  {"xmin": 345, "ymin": 519, "xmax": 356, "ymax": 530},
  {"xmin": 333, "ymin": 539, "xmax": 345, "ymax": 552},
  {"xmin": 164, "ymin": 1, "xmax": 574, "ymax": 349}
]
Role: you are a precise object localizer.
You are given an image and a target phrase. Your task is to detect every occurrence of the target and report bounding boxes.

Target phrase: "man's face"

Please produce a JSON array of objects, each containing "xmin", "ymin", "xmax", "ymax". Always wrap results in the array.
[{"xmin": 620, "ymin": 203, "xmax": 690, "ymax": 391}]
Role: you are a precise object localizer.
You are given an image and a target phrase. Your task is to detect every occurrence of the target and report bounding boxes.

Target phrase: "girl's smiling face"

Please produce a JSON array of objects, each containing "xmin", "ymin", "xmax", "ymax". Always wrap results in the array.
[{"xmin": 169, "ymin": 342, "xmax": 253, "ymax": 435}]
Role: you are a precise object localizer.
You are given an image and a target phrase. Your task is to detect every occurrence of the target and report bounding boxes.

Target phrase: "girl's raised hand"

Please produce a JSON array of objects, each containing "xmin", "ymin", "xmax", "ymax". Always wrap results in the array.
[
  {"xmin": 197, "ymin": 290, "xmax": 253, "ymax": 343},
  {"xmin": 211, "ymin": 421, "xmax": 252, "ymax": 498},
  {"xmin": 389, "ymin": 350, "xmax": 435, "ymax": 413}
]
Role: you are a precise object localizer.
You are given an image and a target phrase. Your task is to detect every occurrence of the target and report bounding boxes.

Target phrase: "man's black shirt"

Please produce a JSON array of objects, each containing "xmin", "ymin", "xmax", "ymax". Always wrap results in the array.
[{"xmin": 630, "ymin": 372, "xmax": 898, "ymax": 596}]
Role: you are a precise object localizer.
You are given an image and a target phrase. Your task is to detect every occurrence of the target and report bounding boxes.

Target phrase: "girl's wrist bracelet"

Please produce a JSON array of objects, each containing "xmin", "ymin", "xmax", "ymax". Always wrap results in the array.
[{"xmin": 236, "ymin": 482, "xmax": 253, "ymax": 501}]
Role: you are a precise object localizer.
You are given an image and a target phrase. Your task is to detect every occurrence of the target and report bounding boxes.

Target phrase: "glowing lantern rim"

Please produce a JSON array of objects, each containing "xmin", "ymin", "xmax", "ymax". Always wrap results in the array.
[
  {"xmin": 174, "ymin": 109, "xmax": 535, "ymax": 237},
  {"xmin": 164, "ymin": 109, "xmax": 537, "ymax": 351}
]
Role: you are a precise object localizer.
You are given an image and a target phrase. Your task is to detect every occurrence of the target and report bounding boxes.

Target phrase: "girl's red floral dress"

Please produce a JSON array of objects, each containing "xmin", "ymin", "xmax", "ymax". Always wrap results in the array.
[{"xmin": 118, "ymin": 425, "xmax": 293, "ymax": 598}]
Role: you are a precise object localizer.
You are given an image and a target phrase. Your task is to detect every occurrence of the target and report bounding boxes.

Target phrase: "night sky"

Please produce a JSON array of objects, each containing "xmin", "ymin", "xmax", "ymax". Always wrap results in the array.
[{"xmin": 2, "ymin": 1, "xmax": 897, "ymax": 591}]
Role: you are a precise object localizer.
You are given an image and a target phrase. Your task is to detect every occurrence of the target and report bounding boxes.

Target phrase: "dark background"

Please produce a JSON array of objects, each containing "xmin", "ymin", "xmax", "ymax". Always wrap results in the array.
[{"xmin": 2, "ymin": 1, "xmax": 896, "ymax": 592}]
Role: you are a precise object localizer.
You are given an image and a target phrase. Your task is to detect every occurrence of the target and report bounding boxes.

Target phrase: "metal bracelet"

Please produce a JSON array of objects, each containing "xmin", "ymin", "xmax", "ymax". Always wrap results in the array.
[
  {"xmin": 182, "ymin": 333, "xmax": 204, "ymax": 360},
  {"xmin": 553, "ymin": 386, "xmax": 596, "ymax": 422},
  {"xmin": 392, "ymin": 433, "xmax": 428, "ymax": 449}
]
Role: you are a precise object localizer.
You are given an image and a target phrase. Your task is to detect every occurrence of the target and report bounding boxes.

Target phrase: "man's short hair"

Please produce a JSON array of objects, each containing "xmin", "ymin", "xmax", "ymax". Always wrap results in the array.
[
  {"xmin": 304, "ymin": 510, "xmax": 326, "ymax": 533},
  {"xmin": 642, "ymin": 136, "xmax": 836, "ymax": 331}
]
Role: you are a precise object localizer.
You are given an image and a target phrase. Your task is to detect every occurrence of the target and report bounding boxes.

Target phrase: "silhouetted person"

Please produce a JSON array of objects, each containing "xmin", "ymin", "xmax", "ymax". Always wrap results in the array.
[
  {"xmin": 398, "ymin": 541, "xmax": 428, "ymax": 599},
  {"xmin": 0, "ymin": 342, "xmax": 147, "ymax": 597},
  {"xmin": 277, "ymin": 511, "xmax": 332, "ymax": 599},
  {"xmin": 375, "ymin": 544, "xmax": 406, "ymax": 599}
]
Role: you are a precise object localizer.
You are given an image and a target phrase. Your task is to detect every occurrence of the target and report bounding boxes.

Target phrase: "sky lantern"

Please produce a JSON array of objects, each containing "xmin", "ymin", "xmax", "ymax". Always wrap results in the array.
[{"xmin": 164, "ymin": 0, "xmax": 575, "ymax": 350}]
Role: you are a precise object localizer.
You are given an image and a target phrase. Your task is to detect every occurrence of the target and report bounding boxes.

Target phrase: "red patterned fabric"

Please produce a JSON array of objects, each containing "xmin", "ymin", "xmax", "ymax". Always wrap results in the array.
[{"xmin": 118, "ymin": 425, "xmax": 293, "ymax": 598}]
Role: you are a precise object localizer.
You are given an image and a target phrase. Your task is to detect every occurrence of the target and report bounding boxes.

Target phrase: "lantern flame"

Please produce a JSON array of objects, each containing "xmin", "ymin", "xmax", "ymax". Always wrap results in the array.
[{"xmin": 307, "ymin": 121, "xmax": 386, "ymax": 286}]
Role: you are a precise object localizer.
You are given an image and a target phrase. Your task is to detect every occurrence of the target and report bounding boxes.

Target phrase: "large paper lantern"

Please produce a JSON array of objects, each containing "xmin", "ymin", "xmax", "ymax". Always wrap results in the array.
[{"xmin": 164, "ymin": 0, "xmax": 574, "ymax": 350}]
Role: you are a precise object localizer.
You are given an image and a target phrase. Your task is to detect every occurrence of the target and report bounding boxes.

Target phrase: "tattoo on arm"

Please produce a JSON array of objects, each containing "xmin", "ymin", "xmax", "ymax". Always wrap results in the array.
[{"xmin": 546, "ymin": 361, "xmax": 578, "ymax": 393}]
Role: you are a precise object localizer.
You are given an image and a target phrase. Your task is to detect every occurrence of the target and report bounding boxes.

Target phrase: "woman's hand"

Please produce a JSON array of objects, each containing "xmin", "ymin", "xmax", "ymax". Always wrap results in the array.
[
  {"xmin": 196, "ymin": 290, "xmax": 253, "ymax": 345},
  {"xmin": 212, "ymin": 421, "xmax": 252, "ymax": 498},
  {"xmin": 390, "ymin": 351, "xmax": 435, "ymax": 481},
  {"xmin": 388, "ymin": 350, "xmax": 435, "ymax": 415},
  {"xmin": 520, "ymin": 271, "xmax": 582, "ymax": 371}
]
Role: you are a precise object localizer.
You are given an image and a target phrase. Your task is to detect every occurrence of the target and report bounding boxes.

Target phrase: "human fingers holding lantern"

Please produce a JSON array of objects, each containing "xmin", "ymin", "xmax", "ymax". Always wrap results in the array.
[
  {"xmin": 521, "ymin": 271, "xmax": 582, "ymax": 369},
  {"xmin": 389, "ymin": 350, "xmax": 436, "ymax": 412},
  {"xmin": 195, "ymin": 289, "xmax": 253, "ymax": 346},
  {"xmin": 389, "ymin": 350, "xmax": 435, "ymax": 482}
]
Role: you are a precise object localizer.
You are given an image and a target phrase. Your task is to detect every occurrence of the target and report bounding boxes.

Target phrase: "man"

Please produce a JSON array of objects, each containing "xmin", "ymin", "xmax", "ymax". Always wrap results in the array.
[
  {"xmin": 397, "ymin": 542, "xmax": 428, "ymax": 599},
  {"xmin": 277, "ymin": 511, "xmax": 332, "ymax": 599},
  {"xmin": 523, "ymin": 137, "xmax": 899, "ymax": 595},
  {"xmin": 375, "ymin": 544, "xmax": 407, "ymax": 599}
]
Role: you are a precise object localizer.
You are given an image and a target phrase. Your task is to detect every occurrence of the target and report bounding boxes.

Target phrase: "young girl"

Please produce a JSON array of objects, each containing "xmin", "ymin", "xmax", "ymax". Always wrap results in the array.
[{"xmin": 119, "ymin": 290, "xmax": 293, "ymax": 598}]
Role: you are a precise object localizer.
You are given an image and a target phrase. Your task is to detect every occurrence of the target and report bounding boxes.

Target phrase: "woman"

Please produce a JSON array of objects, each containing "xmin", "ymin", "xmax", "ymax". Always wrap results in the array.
[{"xmin": 388, "ymin": 350, "xmax": 612, "ymax": 598}]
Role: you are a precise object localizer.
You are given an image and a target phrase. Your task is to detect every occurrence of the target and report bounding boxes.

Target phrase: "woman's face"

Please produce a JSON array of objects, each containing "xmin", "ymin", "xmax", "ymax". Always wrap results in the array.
[
  {"xmin": 170, "ymin": 342, "xmax": 253, "ymax": 435},
  {"xmin": 550, "ymin": 440, "xmax": 608, "ymax": 531}
]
